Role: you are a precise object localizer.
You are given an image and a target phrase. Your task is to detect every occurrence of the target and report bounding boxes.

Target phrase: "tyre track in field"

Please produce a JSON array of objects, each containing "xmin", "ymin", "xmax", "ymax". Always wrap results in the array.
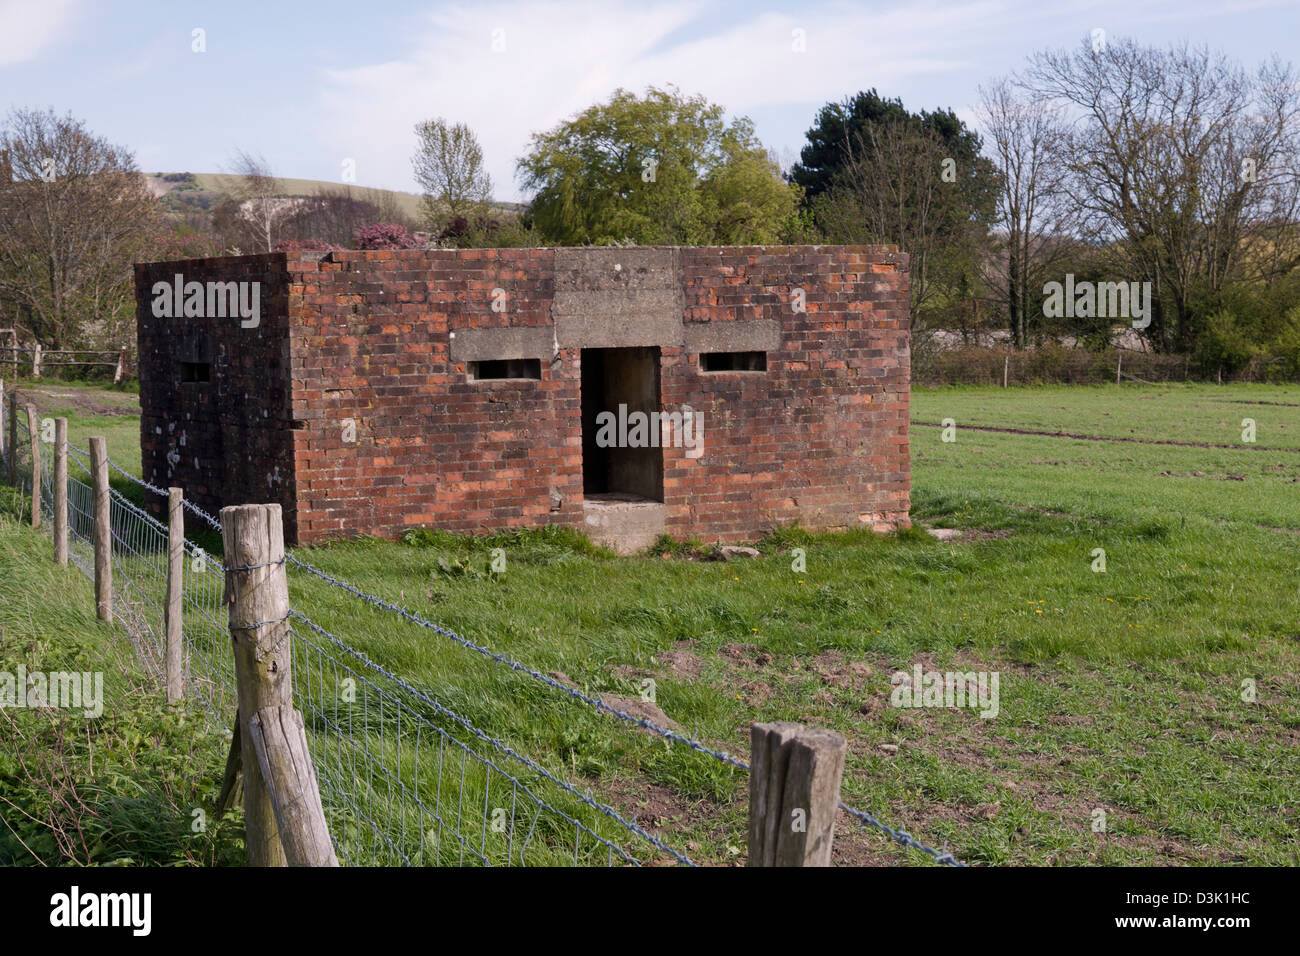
[
  {"xmin": 1217, "ymin": 399, "xmax": 1300, "ymax": 407},
  {"xmin": 910, "ymin": 420, "xmax": 1300, "ymax": 453}
]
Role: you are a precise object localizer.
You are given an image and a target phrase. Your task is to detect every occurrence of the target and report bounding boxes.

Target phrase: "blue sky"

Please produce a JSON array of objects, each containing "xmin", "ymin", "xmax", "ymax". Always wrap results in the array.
[{"xmin": 3, "ymin": 0, "xmax": 1297, "ymax": 202}]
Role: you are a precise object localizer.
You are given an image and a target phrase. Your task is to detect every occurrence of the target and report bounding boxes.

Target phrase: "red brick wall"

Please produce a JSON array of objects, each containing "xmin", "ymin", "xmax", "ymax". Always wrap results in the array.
[
  {"xmin": 663, "ymin": 247, "xmax": 910, "ymax": 539},
  {"xmin": 136, "ymin": 245, "xmax": 909, "ymax": 546},
  {"xmin": 286, "ymin": 248, "xmax": 580, "ymax": 542}
]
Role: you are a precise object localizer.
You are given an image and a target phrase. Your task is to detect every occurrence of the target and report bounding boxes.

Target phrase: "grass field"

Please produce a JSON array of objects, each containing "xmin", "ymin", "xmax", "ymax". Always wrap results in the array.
[
  {"xmin": 0, "ymin": 496, "xmax": 243, "ymax": 865},
  {"xmin": 4, "ymin": 380, "xmax": 1298, "ymax": 865}
]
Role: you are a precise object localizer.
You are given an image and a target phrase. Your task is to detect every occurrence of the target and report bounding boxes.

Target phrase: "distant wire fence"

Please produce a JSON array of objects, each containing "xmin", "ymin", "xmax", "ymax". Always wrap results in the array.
[
  {"xmin": 911, "ymin": 344, "xmax": 1300, "ymax": 387},
  {"xmin": 0, "ymin": 342, "xmax": 132, "ymax": 382},
  {"xmin": 0, "ymin": 389, "xmax": 965, "ymax": 867}
]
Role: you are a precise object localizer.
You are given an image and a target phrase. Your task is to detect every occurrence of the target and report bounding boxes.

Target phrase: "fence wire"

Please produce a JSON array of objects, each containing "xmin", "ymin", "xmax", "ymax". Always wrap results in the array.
[
  {"xmin": 3, "ymin": 394, "xmax": 700, "ymax": 866},
  {"xmin": 0, "ymin": 391, "xmax": 965, "ymax": 867}
]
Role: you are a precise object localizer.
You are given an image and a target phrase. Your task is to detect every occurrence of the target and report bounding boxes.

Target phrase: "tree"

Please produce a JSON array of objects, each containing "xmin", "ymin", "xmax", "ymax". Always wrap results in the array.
[
  {"xmin": 791, "ymin": 89, "xmax": 990, "ymax": 205},
  {"xmin": 282, "ymin": 187, "xmax": 385, "ymax": 249},
  {"xmin": 811, "ymin": 117, "xmax": 997, "ymax": 325},
  {"xmin": 517, "ymin": 86, "xmax": 799, "ymax": 246},
  {"xmin": 436, "ymin": 210, "xmax": 536, "ymax": 249},
  {"xmin": 411, "ymin": 118, "xmax": 492, "ymax": 232},
  {"xmin": 224, "ymin": 150, "xmax": 295, "ymax": 253},
  {"xmin": 0, "ymin": 108, "xmax": 156, "ymax": 349},
  {"xmin": 976, "ymin": 78, "xmax": 1074, "ymax": 347},
  {"xmin": 1026, "ymin": 37, "xmax": 1300, "ymax": 351}
]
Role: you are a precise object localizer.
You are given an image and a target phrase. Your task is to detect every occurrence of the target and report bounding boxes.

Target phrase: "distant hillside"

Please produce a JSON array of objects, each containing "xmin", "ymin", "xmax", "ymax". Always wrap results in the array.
[{"xmin": 145, "ymin": 172, "xmax": 520, "ymax": 223}]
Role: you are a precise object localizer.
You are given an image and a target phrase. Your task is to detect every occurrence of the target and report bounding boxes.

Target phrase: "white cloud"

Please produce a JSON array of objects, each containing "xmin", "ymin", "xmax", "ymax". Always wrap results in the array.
[
  {"xmin": 314, "ymin": 0, "xmax": 996, "ymax": 201},
  {"xmin": 310, "ymin": 0, "xmax": 1251, "ymax": 201},
  {"xmin": 0, "ymin": 0, "xmax": 79, "ymax": 67}
]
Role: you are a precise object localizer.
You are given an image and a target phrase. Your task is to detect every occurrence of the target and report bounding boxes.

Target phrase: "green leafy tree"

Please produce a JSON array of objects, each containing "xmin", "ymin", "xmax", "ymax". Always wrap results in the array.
[
  {"xmin": 791, "ymin": 89, "xmax": 989, "ymax": 205},
  {"xmin": 412, "ymin": 118, "xmax": 493, "ymax": 232},
  {"xmin": 517, "ymin": 86, "xmax": 799, "ymax": 246}
]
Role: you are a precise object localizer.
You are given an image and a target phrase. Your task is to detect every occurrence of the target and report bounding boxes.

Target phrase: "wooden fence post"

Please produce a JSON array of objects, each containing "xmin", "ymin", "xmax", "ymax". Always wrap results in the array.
[
  {"xmin": 248, "ymin": 706, "xmax": 338, "ymax": 866},
  {"xmin": 26, "ymin": 405, "xmax": 40, "ymax": 528},
  {"xmin": 53, "ymin": 417, "xmax": 67, "ymax": 564},
  {"xmin": 748, "ymin": 722, "xmax": 847, "ymax": 866},
  {"xmin": 114, "ymin": 346, "xmax": 127, "ymax": 384},
  {"xmin": 222, "ymin": 503, "xmax": 336, "ymax": 867},
  {"xmin": 32, "ymin": 343, "xmax": 41, "ymax": 378},
  {"xmin": 5, "ymin": 388, "xmax": 14, "ymax": 485},
  {"xmin": 1003, "ymin": 354, "xmax": 1009, "ymax": 389},
  {"xmin": 1116, "ymin": 354, "xmax": 1122, "ymax": 385},
  {"xmin": 166, "ymin": 487, "xmax": 185, "ymax": 702},
  {"xmin": 90, "ymin": 437, "xmax": 112, "ymax": 623}
]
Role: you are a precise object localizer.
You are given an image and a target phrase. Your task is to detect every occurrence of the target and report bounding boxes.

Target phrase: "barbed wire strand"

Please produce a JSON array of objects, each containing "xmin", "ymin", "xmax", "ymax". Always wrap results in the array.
[{"xmin": 10, "ymin": 394, "xmax": 966, "ymax": 867}]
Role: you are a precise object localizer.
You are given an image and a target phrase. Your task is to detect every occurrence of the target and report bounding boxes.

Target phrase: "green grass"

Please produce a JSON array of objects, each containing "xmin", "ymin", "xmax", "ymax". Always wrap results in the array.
[
  {"xmin": 914, "ymin": 381, "xmax": 1300, "ymax": 448},
  {"xmin": 0, "ymin": 497, "xmax": 243, "ymax": 865},
  {"xmin": 8, "ymin": 380, "xmax": 1299, "ymax": 865}
]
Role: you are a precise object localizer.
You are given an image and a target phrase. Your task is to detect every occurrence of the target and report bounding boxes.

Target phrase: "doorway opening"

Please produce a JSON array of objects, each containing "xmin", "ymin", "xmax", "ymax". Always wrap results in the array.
[{"xmin": 581, "ymin": 346, "xmax": 663, "ymax": 501}]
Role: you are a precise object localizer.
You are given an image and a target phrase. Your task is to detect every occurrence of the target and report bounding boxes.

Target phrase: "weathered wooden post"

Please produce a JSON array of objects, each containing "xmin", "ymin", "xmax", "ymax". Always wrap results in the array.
[
  {"xmin": 32, "ymin": 343, "xmax": 41, "ymax": 378},
  {"xmin": 53, "ymin": 417, "xmax": 67, "ymax": 564},
  {"xmin": 113, "ymin": 346, "xmax": 127, "ymax": 385},
  {"xmin": 248, "ymin": 706, "xmax": 338, "ymax": 867},
  {"xmin": 166, "ymin": 487, "xmax": 185, "ymax": 702},
  {"xmin": 748, "ymin": 722, "xmax": 847, "ymax": 866},
  {"xmin": 1116, "ymin": 354, "xmax": 1122, "ymax": 385},
  {"xmin": 26, "ymin": 405, "xmax": 40, "ymax": 528},
  {"xmin": 222, "ymin": 503, "xmax": 337, "ymax": 867},
  {"xmin": 90, "ymin": 437, "xmax": 112, "ymax": 622},
  {"xmin": 5, "ymin": 388, "xmax": 14, "ymax": 485}
]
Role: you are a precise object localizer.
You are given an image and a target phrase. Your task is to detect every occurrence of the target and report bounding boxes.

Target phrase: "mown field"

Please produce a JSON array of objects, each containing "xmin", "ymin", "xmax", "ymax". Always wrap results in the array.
[{"xmin": 3, "ymin": 380, "xmax": 1297, "ymax": 865}]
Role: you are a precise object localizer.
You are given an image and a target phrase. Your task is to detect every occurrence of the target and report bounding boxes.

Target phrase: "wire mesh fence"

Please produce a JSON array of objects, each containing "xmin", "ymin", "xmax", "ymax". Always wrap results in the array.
[
  {"xmin": 0, "ymin": 393, "xmax": 706, "ymax": 866},
  {"xmin": 0, "ymin": 390, "xmax": 965, "ymax": 867}
]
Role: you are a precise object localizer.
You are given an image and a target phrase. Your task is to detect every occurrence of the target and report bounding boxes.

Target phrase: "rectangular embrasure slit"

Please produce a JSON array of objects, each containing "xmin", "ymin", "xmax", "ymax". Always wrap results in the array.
[
  {"xmin": 469, "ymin": 358, "xmax": 542, "ymax": 380},
  {"xmin": 699, "ymin": 350, "xmax": 767, "ymax": 372}
]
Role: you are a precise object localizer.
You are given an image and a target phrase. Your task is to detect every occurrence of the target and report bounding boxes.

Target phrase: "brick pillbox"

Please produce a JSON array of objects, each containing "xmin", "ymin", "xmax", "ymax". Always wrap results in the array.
[{"xmin": 134, "ymin": 245, "xmax": 910, "ymax": 550}]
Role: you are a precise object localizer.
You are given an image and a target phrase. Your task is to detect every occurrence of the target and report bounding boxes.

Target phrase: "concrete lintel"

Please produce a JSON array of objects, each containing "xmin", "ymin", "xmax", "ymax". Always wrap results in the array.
[
  {"xmin": 553, "ymin": 247, "xmax": 685, "ymax": 349},
  {"xmin": 685, "ymin": 319, "xmax": 781, "ymax": 354},
  {"xmin": 448, "ymin": 326, "xmax": 555, "ymax": 363}
]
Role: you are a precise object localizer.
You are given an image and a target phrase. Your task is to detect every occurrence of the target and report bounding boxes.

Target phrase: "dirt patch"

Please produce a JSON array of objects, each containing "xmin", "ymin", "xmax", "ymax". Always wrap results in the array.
[
  {"xmin": 805, "ymin": 649, "xmax": 874, "ymax": 692},
  {"xmin": 550, "ymin": 669, "xmax": 680, "ymax": 731},
  {"xmin": 594, "ymin": 776, "xmax": 732, "ymax": 866},
  {"xmin": 658, "ymin": 645, "xmax": 704, "ymax": 680},
  {"xmin": 713, "ymin": 644, "xmax": 781, "ymax": 706},
  {"xmin": 718, "ymin": 642, "xmax": 762, "ymax": 664},
  {"xmin": 609, "ymin": 643, "xmax": 705, "ymax": 687},
  {"xmin": 1159, "ymin": 470, "xmax": 1248, "ymax": 481},
  {"xmin": 602, "ymin": 694, "xmax": 680, "ymax": 730},
  {"xmin": 12, "ymin": 386, "xmax": 139, "ymax": 419}
]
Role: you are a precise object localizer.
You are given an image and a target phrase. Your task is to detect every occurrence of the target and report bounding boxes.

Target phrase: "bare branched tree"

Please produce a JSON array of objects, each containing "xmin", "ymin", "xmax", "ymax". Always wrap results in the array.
[
  {"xmin": 815, "ymin": 122, "xmax": 983, "ymax": 324},
  {"xmin": 977, "ymin": 78, "xmax": 1075, "ymax": 347},
  {"xmin": 1026, "ymin": 38, "xmax": 1300, "ymax": 350},
  {"xmin": 0, "ymin": 108, "xmax": 156, "ymax": 348},
  {"xmin": 225, "ymin": 149, "xmax": 295, "ymax": 253}
]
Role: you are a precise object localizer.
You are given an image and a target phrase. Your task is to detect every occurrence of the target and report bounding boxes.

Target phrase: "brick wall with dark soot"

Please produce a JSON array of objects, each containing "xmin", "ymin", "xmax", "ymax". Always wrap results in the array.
[{"xmin": 135, "ymin": 245, "xmax": 910, "ymax": 547}]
